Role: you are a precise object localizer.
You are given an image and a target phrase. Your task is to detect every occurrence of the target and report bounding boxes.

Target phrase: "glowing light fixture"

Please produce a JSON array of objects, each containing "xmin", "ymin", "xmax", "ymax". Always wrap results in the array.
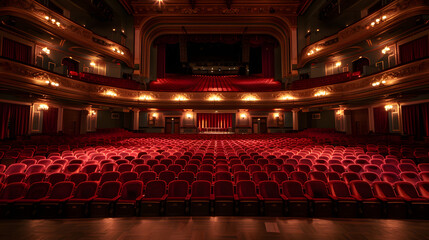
[
  {"xmin": 139, "ymin": 95, "xmax": 153, "ymax": 101},
  {"xmin": 152, "ymin": 112, "xmax": 158, "ymax": 118},
  {"xmin": 38, "ymin": 104, "xmax": 49, "ymax": 111},
  {"xmin": 242, "ymin": 95, "xmax": 259, "ymax": 101},
  {"xmin": 381, "ymin": 46, "xmax": 391, "ymax": 54},
  {"xmin": 240, "ymin": 113, "xmax": 247, "ymax": 119},
  {"xmin": 372, "ymin": 80, "xmax": 386, "ymax": 87},
  {"xmin": 384, "ymin": 104, "xmax": 394, "ymax": 111},
  {"xmin": 90, "ymin": 110, "xmax": 97, "ymax": 116},
  {"xmin": 314, "ymin": 90, "xmax": 329, "ymax": 97},
  {"xmin": 42, "ymin": 47, "xmax": 50, "ymax": 55},
  {"xmin": 90, "ymin": 61, "xmax": 96, "ymax": 67},
  {"xmin": 45, "ymin": 80, "xmax": 59, "ymax": 87},
  {"xmin": 273, "ymin": 113, "xmax": 280, "ymax": 118},
  {"xmin": 207, "ymin": 94, "xmax": 222, "ymax": 101},
  {"xmin": 186, "ymin": 113, "xmax": 192, "ymax": 119},
  {"xmin": 104, "ymin": 90, "xmax": 117, "ymax": 97},
  {"xmin": 335, "ymin": 61, "xmax": 342, "ymax": 67},
  {"xmin": 173, "ymin": 95, "xmax": 188, "ymax": 101},
  {"xmin": 279, "ymin": 95, "xmax": 295, "ymax": 101},
  {"xmin": 336, "ymin": 110, "xmax": 344, "ymax": 116}
]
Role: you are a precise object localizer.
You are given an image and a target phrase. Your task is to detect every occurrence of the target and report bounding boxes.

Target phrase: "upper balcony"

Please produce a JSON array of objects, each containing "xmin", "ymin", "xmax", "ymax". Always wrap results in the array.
[
  {"xmin": 298, "ymin": 0, "xmax": 429, "ymax": 68},
  {"xmin": 0, "ymin": 0, "xmax": 133, "ymax": 68}
]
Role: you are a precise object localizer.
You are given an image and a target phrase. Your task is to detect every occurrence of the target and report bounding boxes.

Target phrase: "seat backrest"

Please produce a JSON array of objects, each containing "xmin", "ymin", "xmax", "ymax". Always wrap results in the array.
[
  {"xmin": 177, "ymin": 171, "xmax": 195, "ymax": 185},
  {"xmin": 25, "ymin": 164, "xmax": 45, "ymax": 175},
  {"xmin": 26, "ymin": 172, "xmax": 46, "ymax": 185},
  {"xmin": 100, "ymin": 171, "xmax": 120, "ymax": 185},
  {"xmin": 360, "ymin": 172, "xmax": 380, "ymax": 184},
  {"xmin": 309, "ymin": 171, "xmax": 328, "ymax": 183},
  {"xmin": 381, "ymin": 164, "xmax": 400, "ymax": 174},
  {"xmin": 73, "ymin": 181, "xmax": 98, "ymax": 199},
  {"xmin": 349, "ymin": 180, "xmax": 374, "ymax": 199},
  {"xmin": 139, "ymin": 171, "xmax": 157, "ymax": 184},
  {"xmin": 282, "ymin": 180, "xmax": 305, "ymax": 198},
  {"xmin": 328, "ymin": 180, "xmax": 352, "ymax": 198},
  {"xmin": 5, "ymin": 173, "xmax": 26, "ymax": 184},
  {"xmin": 49, "ymin": 181, "xmax": 75, "ymax": 199},
  {"xmin": 200, "ymin": 164, "xmax": 214, "ymax": 172},
  {"xmin": 373, "ymin": 181, "xmax": 397, "ymax": 198},
  {"xmin": 159, "ymin": 171, "xmax": 176, "ymax": 184},
  {"xmin": 259, "ymin": 181, "xmax": 281, "ymax": 199},
  {"xmin": 264, "ymin": 164, "xmax": 279, "ymax": 174},
  {"xmin": 81, "ymin": 164, "xmax": 98, "ymax": 174},
  {"xmin": 418, "ymin": 163, "xmax": 429, "ymax": 172},
  {"xmin": 120, "ymin": 180, "xmax": 143, "ymax": 200},
  {"xmin": 191, "ymin": 180, "xmax": 211, "ymax": 198},
  {"xmin": 5, "ymin": 163, "xmax": 27, "ymax": 176},
  {"xmin": 252, "ymin": 171, "xmax": 269, "ymax": 184},
  {"xmin": 144, "ymin": 180, "xmax": 167, "ymax": 198},
  {"xmin": 97, "ymin": 181, "xmax": 121, "ymax": 199},
  {"xmin": 167, "ymin": 180, "xmax": 188, "ymax": 198},
  {"xmin": 45, "ymin": 164, "xmax": 63, "ymax": 174},
  {"xmin": 398, "ymin": 163, "xmax": 418, "ymax": 173},
  {"xmin": 196, "ymin": 171, "xmax": 212, "ymax": 182},
  {"xmin": 214, "ymin": 180, "xmax": 234, "ymax": 197},
  {"xmin": 380, "ymin": 172, "xmax": 401, "ymax": 184},
  {"xmin": 118, "ymin": 163, "xmax": 134, "ymax": 173},
  {"xmin": 395, "ymin": 182, "xmax": 420, "ymax": 199},
  {"xmin": 304, "ymin": 180, "xmax": 329, "ymax": 198},
  {"xmin": 347, "ymin": 164, "xmax": 363, "ymax": 173},
  {"xmin": 342, "ymin": 172, "xmax": 361, "ymax": 184},
  {"xmin": 24, "ymin": 182, "xmax": 51, "ymax": 199},
  {"xmin": 270, "ymin": 171, "xmax": 288, "ymax": 184},
  {"xmin": 237, "ymin": 180, "xmax": 257, "ymax": 198},
  {"xmin": 326, "ymin": 172, "xmax": 341, "ymax": 181},
  {"xmin": 184, "ymin": 164, "xmax": 198, "ymax": 173},
  {"xmin": 289, "ymin": 171, "xmax": 308, "ymax": 185},
  {"xmin": 0, "ymin": 182, "xmax": 27, "ymax": 200},
  {"xmin": 233, "ymin": 171, "xmax": 250, "ymax": 183},
  {"xmin": 416, "ymin": 182, "xmax": 429, "ymax": 199},
  {"xmin": 330, "ymin": 164, "xmax": 346, "ymax": 174},
  {"xmin": 119, "ymin": 171, "xmax": 138, "ymax": 183}
]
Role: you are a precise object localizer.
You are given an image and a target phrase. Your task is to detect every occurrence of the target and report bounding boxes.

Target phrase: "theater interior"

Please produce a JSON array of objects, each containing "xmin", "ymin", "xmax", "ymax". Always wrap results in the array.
[{"xmin": 0, "ymin": 0, "xmax": 429, "ymax": 239}]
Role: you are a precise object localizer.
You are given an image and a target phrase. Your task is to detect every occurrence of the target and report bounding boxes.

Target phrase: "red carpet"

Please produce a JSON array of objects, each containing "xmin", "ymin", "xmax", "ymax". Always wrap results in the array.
[{"xmin": 149, "ymin": 74, "xmax": 282, "ymax": 92}]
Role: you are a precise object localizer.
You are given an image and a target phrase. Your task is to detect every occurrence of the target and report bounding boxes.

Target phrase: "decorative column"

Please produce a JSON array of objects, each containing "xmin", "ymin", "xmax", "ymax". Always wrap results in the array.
[
  {"xmin": 132, "ymin": 109, "xmax": 140, "ymax": 131},
  {"xmin": 368, "ymin": 106, "xmax": 375, "ymax": 133},
  {"xmin": 292, "ymin": 108, "xmax": 299, "ymax": 131},
  {"xmin": 335, "ymin": 106, "xmax": 346, "ymax": 132},
  {"xmin": 57, "ymin": 107, "xmax": 63, "ymax": 133}
]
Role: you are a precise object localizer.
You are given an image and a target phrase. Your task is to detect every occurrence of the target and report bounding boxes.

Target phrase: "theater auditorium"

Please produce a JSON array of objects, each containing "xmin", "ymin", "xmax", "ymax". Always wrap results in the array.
[{"xmin": 0, "ymin": 0, "xmax": 429, "ymax": 239}]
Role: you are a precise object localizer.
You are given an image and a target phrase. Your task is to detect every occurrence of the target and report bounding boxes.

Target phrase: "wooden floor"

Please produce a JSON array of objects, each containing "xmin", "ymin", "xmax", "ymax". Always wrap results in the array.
[{"xmin": 0, "ymin": 217, "xmax": 428, "ymax": 240}]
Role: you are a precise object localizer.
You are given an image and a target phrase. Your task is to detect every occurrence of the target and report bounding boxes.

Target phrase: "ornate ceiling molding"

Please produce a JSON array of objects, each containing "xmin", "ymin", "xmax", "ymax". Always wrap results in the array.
[
  {"xmin": 0, "ymin": 0, "xmax": 133, "ymax": 67},
  {"xmin": 0, "ymin": 57, "xmax": 428, "ymax": 110}
]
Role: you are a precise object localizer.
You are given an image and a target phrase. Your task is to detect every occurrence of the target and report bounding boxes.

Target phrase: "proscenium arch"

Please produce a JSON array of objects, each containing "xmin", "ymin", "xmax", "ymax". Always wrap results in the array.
[{"xmin": 137, "ymin": 16, "xmax": 293, "ymax": 81}]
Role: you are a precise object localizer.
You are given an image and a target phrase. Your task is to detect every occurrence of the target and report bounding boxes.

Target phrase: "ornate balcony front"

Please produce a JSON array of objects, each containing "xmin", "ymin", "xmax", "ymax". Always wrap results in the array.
[
  {"xmin": 0, "ymin": 0, "xmax": 133, "ymax": 67},
  {"xmin": 298, "ymin": 0, "xmax": 429, "ymax": 68},
  {"xmin": 0, "ymin": 57, "xmax": 428, "ymax": 109}
]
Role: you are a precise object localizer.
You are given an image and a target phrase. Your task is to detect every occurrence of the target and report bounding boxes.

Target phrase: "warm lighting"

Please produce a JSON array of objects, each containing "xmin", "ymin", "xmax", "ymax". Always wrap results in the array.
[
  {"xmin": 186, "ymin": 113, "xmax": 192, "ymax": 119},
  {"xmin": 38, "ymin": 104, "xmax": 49, "ymax": 111},
  {"xmin": 242, "ymin": 95, "xmax": 259, "ymax": 101},
  {"xmin": 384, "ymin": 104, "xmax": 394, "ymax": 111},
  {"xmin": 156, "ymin": 0, "xmax": 164, "ymax": 7},
  {"xmin": 104, "ymin": 90, "xmax": 117, "ymax": 97},
  {"xmin": 45, "ymin": 80, "xmax": 59, "ymax": 87},
  {"xmin": 90, "ymin": 110, "xmax": 97, "ymax": 116},
  {"xmin": 44, "ymin": 16, "xmax": 50, "ymax": 20},
  {"xmin": 240, "ymin": 113, "xmax": 247, "ymax": 119},
  {"xmin": 138, "ymin": 95, "xmax": 153, "ymax": 101},
  {"xmin": 335, "ymin": 61, "xmax": 342, "ymax": 67},
  {"xmin": 307, "ymin": 47, "xmax": 322, "ymax": 56},
  {"xmin": 371, "ymin": 22, "xmax": 375, "ymax": 27},
  {"xmin": 90, "ymin": 62, "xmax": 96, "ymax": 67},
  {"xmin": 381, "ymin": 46, "xmax": 391, "ymax": 54},
  {"xmin": 336, "ymin": 110, "xmax": 344, "ymax": 116},
  {"xmin": 375, "ymin": 18, "xmax": 380, "ymax": 24},
  {"xmin": 314, "ymin": 90, "xmax": 329, "ymax": 97},
  {"xmin": 42, "ymin": 47, "xmax": 50, "ymax": 55},
  {"xmin": 279, "ymin": 94, "xmax": 295, "ymax": 101},
  {"xmin": 173, "ymin": 95, "xmax": 189, "ymax": 101},
  {"xmin": 152, "ymin": 113, "xmax": 158, "ymax": 118},
  {"xmin": 207, "ymin": 94, "xmax": 222, "ymax": 101},
  {"xmin": 372, "ymin": 80, "xmax": 386, "ymax": 87},
  {"xmin": 382, "ymin": 15, "xmax": 387, "ymax": 20},
  {"xmin": 273, "ymin": 113, "xmax": 280, "ymax": 118}
]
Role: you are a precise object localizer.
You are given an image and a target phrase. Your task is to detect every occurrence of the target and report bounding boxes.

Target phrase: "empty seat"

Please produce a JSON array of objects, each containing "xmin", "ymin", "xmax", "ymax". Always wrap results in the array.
[
  {"xmin": 400, "ymin": 172, "xmax": 421, "ymax": 185},
  {"xmin": 304, "ymin": 180, "xmax": 333, "ymax": 217},
  {"xmin": 281, "ymin": 164, "xmax": 295, "ymax": 174},
  {"xmin": 395, "ymin": 182, "xmax": 429, "ymax": 219},
  {"xmin": 25, "ymin": 172, "xmax": 46, "ymax": 185},
  {"xmin": 133, "ymin": 164, "xmax": 151, "ymax": 174},
  {"xmin": 5, "ymin": 173, "xmax": 26, "ymax": 184},
  {"xmin": 381, "ymin": 164, "xmax": 400, "ymax": 174},
  {"xmin": 196, "ymin": 171, "xmax": 213, "ymax": 183},
  {"xmin": 342, "ymin": 172, "xmax": 361, "ymax": 184},
  {"xmin": 184, "ymin": 164, "xmax": 198, "ymax": 174},
  {"xmin": 165, "ymin": 180, "xmax": 189, "ymax": 216},
  {"xmin": 38, "ymin": 181, "xmax": 75, "ymax": 218},
  {"xmin": 281, "ymin": 180, "xmax": 308, "ymax": 217},
  {"xmin": 329, "ymin": 164, "xmax": 346, "ymax": 174},
  {"xmin": 88, "ymin": 172, "xmax": 102, "ymax": 181},
  {"xmin": 347, "ymin": 164, "xmax": 364, "ymax": 174},
  {"xmin": 81, "ymin": 164, "xmax": 98, "ymax": 174},
  {"xmin": 177, "ymin": 171, "xmax": 195, "ymax": 185},
  {"xmin": 247, "ymin": 164, "xmax": 262, "ymax": 174},
  {"xmin": 259, "ymin": 181, "xmax": 284, "ymax": 216},
  {"xmin": 313, "ymin": 164, "xmax": 328, "ymax": 173},
  {"xmin": 289, "ymin": 171, "xmax": 307, "ymax": 185},
  {"xmin": 380, "ymin": 172, "xmax": 401, "ymax": 184},
  {"xmin": 69, "ymin": 173, "xmax": 88, "ymax": 186},
  {"xmin": 140, "ymin": 180, "xmax": 167, "ymax": 216},
  {"xmin": 45, "ymin": 164, "xmax": 63, "ymax": 175},
  {"xmin": 418, "ymin": 163, "xmax": 429, "ymax": 172},
  {"xmin": 296, "ymin": 164, "xmax": 311, "ymax": 174},
  {"xmin": 372, "ymin": 181, "xmax": 407, "ymax": 218},
  {"xmin": 64, "ymin": 181, "xmax": 98, "ymax": 218},
  {"xmin": 189, "ymin": 180, "xmax": 212, "ymax": 216},
  {"xmin": 115, "ymin": 180, "xmax": 143, "ymax": 217},
  {"xmin": 270, "ymin": 171, "xmax": 288, "ymax": 185},
  {"xmin": 398, "ymin": 163, "xmax": 418, "ymax": 173},
  {"xmin": 349, "ymin": 180, "xmax": 382, "ymax": 218},
  {"xmin": 158, "ymin": 171, "xmax": 176, "ymax": 184},
  {"xmin": 233, "ymin": 171, "xmax": 250, "ymax": 183},
  {"xmin": 308, "ymin": 171, "xmax": 328, "ymax": 183},
  {"xmin": 47, "ymin": 173, "xmax": 66, "ymax": 186},
  {"xmin": 99, "ymin": 172, "xmax": 120, "ymax": 185},
  {"xmin": 12, "ymin": 182, "xmax": 51, "ymax": 218},
  {"xmin": 231, "ymin": 164, "xmax": 246, "ymax": 173},
  {"xmin": 213, "ymin": 180, "xmax": 235, "ymax": 216},
  {"xmin": 420, "ymin": 171, "xmax": 429, "ymax": 181},
  {"xmin": 100, "ymin": 163, "xmax": 118, "ymax": 173},
  {"xmin": 89, "ymin": 181, "xmax": 122, "ymax": 217},
  {"xmin": 168, "ymin": 164, "xmax": 183, "ymax": 175},
  {"xmin": 118, "ymin": 163, "xmax": 134, "ymax": 173},
  {"xmin": 236, "ymin": 180, "xmax": 260, "ymax": 216},
  {"xmin": 416, "ymin": 182, "xmax": 429, "ymax": 200},
  {"xmin": 361, "ymin": 172, "xmax": 380, "ymax": 185},
  {"xmin": 252, "ymin": 171, "xmax": 269, "ymax": 186},
  {"xmin": 139, "ymin": 171, "xmax": 157, "ymax": 185},
  {"xmin": 264, "ymin": 164, "xmax": 278, "ymax": 175},
  {"xmin": 25, "ymin": 164, "xmax": 45, "ymax": 176},
  {"xmin": 63, "ymin": 164, "xmax": 81, "ymax": 176},
  {"xmin": 4, "ymin": 163, "xmax": 26, "ymax": 176},
  {"xmin": 364, "ymin": 165, "xmax": 382, "ymax": 175},
  {"xmin": 328, "ymin": 180, "xmax": 358, "ymax": 217}
]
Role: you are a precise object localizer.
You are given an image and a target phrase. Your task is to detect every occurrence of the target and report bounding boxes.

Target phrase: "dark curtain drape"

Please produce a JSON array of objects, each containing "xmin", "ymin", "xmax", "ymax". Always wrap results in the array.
[
  {"xmin": 402, "ymin": 105, "xmax": 421, "ymax": 138},
  {"xmin": 399, "ymin": 36, "xmax": 429, "ymax": 64},
  {"xmin": 421, "ymin": 103, "xmax": 429, "ymax": 137},
  {"xmin": 352, "ymin": 58, "xmax": 369, "ymax": 73},
  {"xmin": 157, "ymin": 44, "xmax": 166, "ymax": 79},
  {"xmin": 197, "ymin": 113, "xmax": 233, "ymax": 131},
  {"xmin": 261, "ymin": 43, "xmax": 274, "ymax": 78},
  {"xmin": 373, "ymin": 107, "xmax": 389, "ymax": 133},
  {"xmin": 0, "ymin": 103, "xmax": 10, "ymax": 140},
  {"xmin": 9, "ymin": 104, "xmax": 30, "ymax": 137},
  {"xmin": 42, "ymin": 108, "xmax": 58, "ymax": 135},
  {"xmin": 2, "ymin": 38, "xmax": 32, "ymax": 64},
  {"xmin": 62, "ymin": 58, "xmax": 79, "ymax": 73}
]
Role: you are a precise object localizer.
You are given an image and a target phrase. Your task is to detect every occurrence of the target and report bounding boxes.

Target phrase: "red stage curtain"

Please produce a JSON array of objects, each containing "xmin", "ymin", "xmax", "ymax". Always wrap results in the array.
[
  {"xmin": 0, "ymin": 103, "xmax": 10, "ymax": 139},
  {"xmin": 9, "ymin": 104, "xmax": 30, "ymax": 138},
  {"xmin": 399, "ymin": 36, "xmax": 429, "ymax": 64},
  {"xmin": 42, "ymin": 108, "xmax": 58, "ymax": 135},
  {"xmin": 2, "ymin": 38, "xmax": 32, "ymax": 64},
  {"xmin": 373, "ymin": 107, "xmax": 389, "ymax": 133},
  {"xmin": 197, "ymin": 113, "xmax": 233, "ymax": 131},
  {"xmin": 421, "ymin": 103, "xmax": 429, "ymax": 137},
  {"xmin": 402, "ymin": 105, "xmax": 421, "ymax": 137},
  {"xmin": 157, "ymin": 44, "xmax": 166, "ymax": 79},
  {"xmin": 262, "ymin": 43, "xmax": 274, "ymax": 78}
]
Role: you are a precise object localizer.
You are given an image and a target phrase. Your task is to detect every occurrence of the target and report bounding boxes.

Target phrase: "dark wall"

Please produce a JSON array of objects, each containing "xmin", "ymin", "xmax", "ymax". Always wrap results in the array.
[
  {"xmin": 350, "ymin": 109, "xmax": 369, "ymax": 135},
  {"xmin": 62, "ymin": 109, "xmax": 81, "ymax": 135},
  {"xmin": 298, "ymin": 110, "xmax": 335, "ymax": 130},
  {"xmin": 97, "ymin": 110, "xmax": 125, "ymax": 129}
]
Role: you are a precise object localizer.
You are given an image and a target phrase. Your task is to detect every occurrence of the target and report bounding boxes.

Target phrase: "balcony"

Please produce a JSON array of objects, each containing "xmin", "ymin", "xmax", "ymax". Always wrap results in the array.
[
  {"xmin": 0, "ymin": 0, "xmax": 133, "ymax": 67},
  {"xmin": 298, "ymin": 0, "xmax": 429, "ymax": 68}
]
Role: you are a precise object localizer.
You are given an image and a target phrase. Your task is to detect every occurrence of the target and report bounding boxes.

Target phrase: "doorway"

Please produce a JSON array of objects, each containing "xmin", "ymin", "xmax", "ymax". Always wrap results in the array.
[
  {"xmin": 165, "ymin": 117, "xmax": 180, "ymax": 134},
  {"xmin": 252, "ymin": 117, "xmax": 267, "ymax": 134}
]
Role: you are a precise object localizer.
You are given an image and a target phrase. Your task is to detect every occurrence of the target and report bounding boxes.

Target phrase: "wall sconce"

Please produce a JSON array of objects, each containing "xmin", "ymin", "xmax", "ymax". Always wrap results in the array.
[
  {"xmin": 37, "ymin": 104, "xmax": 49, "ymax": 111},
  {"xmin": 368, "ymin": 15, "xmax": 388, "ymax": 28},
  {"xmin": 381, "ymin": 46, "xmax": 391, "ymax": 54},
  {"xmin": 44, "ymin": 16, "xmax": 61, "ymax": 27},
  {"xmin": 152, "ymin": 112, "xmax": 158, "ymax": 118},
  {"xmin": 336, "ymin": 110, "xmax": 344, "ymax": 116},
  {"xmin": 240, "ymin": 113, "xmax": 247, "ymax": 119},
  {"xmin": 90, "ymin": 110, "xmax": 97, "ymax": 116},
  {"xmin": 111, "ymin": 47, "xmax": 124, "ymax": 55},
  {"xmin": 186, "ymin": 113, "xmax": 192, "ymax": 119},
  {"xmin": 279, "ymin": 94, "xmax": 295, "ymax": 101},
  {"xmin": 90, "ymin": 62, "xmax": 96, "ymax": 67},
  {"xmin": 42, "ymin": 47, "xmax": 50, "ymax": 55},
  {"xmin": 335, "ymin": 61, "xmax": 342, "ymax": 67},
  {"xmin": 273, "ymin": 113, "xmax": 280, "ymax": 118},
  {"xmin": 384, "ymin": 104, "xmax": 394, "ymax": 111}
]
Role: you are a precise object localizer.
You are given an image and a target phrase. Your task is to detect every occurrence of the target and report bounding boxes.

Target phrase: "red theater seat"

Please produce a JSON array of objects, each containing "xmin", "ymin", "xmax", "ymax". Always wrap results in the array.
[
  {"xmin": 349, "ymin": 180, "xmax": 382, "ymax": 218},
  {"xmin": 189, "ymin": 180, "xmax": 212, "ymax": 216},
  {"xmin": 140, "ymin": 180, "xmax": 167, "ymax": 216},
  {"xmin": 304, "ymin": 180, "xmax": 333, "ymax": 217},
  {"xmin": 12, "ymin": 182, "xmax": 51, "ymax": 218},
  {"xmin": 281, "ymin": 180, "xmax": 308, "ymax": 217},
  {"xmin": 38, "ymin": 181, "xmax": 75, "ymax": 218},
  {"xmin": 115, "ymin": 180, "xmax": 143, "ymax": 217},
  {"xmin": 90, "ymin": 181, "xmax": 122, "ymax": 217},
  {"xmin": 372, "ymin": 181, "xmax": 407, "ymax": 218},
  {"xmin": 328, "ymin": 180, "xmax": 358, "ymax": 217},
  {"xmin": 213, "ymin": 180, "xmax": 236, "ymax": 216},
  {"xmin": 64, "ymin": 181, "xmax": 98, "ymax": 217}
]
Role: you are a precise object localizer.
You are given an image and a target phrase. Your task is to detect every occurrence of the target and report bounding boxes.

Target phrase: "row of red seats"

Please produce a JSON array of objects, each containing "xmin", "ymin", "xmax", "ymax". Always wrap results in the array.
[{"xmin": 1, "ymin": 179, "xmax": 428, "ymax": 218}]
